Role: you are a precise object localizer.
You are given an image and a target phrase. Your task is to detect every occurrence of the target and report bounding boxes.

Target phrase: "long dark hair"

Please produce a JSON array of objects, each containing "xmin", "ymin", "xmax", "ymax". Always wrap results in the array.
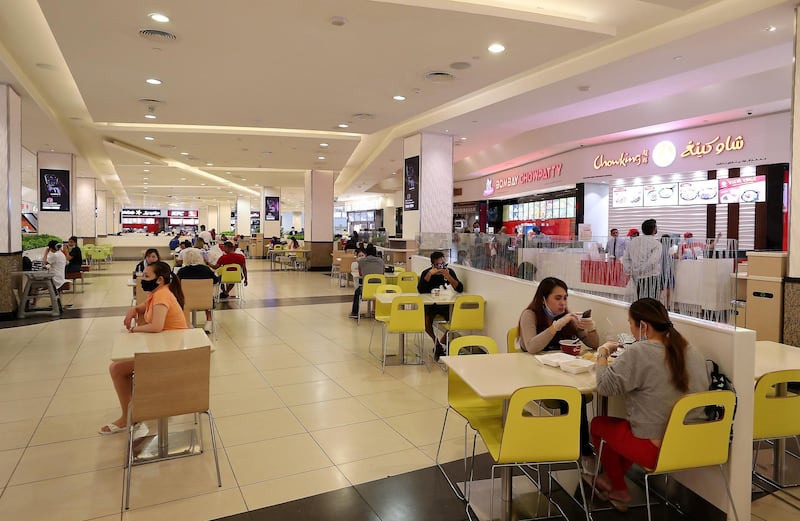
[
  {"xmin": 144, "ymin": 248, "xmax": 161, "ymax": 262},
  {"xmin": 518, "ymin": 276, "xmax": 578, "ymax": 339},
  {"xmin": 150, "ymin": 261, "xmax": 185, "ymax": 308},
  {"xmin": 629, "ymin": 298, "xmax": 690, "ymax": 392}
]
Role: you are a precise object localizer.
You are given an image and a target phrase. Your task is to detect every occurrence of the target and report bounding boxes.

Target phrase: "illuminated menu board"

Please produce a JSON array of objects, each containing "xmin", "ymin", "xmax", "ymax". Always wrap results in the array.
[
  {"xmin": 643, "ymin": 183, "xmax": 678, "ymax": 207},
  {"xmin": 678, "ymin": 179, "xmax": 719, "ymax": 206},
  {"xmin": 503, "ymin": 196, "xmax": 576, "ymax": 221},
  {"xmin": 719, "ymin": 175, "xmax": 766, "ymax": 203},
  {"xmin": 612, "ymin": 186, "xmax": 644, "ymax": 208}
]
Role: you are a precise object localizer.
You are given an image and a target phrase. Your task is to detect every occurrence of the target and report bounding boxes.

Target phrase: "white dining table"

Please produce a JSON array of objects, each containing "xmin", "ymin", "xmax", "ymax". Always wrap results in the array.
[
  {"xmin": 442, "ymin": 352, "xmax": 597, "ymax": 520},
  {"xmin": 112, "ymin": 328, "xmax": 214, "ymax": 463}
]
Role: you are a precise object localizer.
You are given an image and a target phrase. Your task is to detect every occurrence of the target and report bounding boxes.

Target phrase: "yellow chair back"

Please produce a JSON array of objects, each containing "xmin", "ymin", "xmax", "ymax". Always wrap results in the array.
[
  {"xmin": 393, "ymin": 266, "xmax": 406, "ymax": 273},
  {"xmin": 449, "ymin": 295, "xmax": 486, "ymax": 331},
  {"xmin": 753, "ymin": 369, "xmax": 800, "ymax": 440},
  {"xmin": 497, "ymin": 385, "xmax": 582, "ymax": 463},
  {"xmin": 362, "ymin": 274, "xmax": 386, "ymax": 300},
  {"xmin": 374, "ymin": 284, "xmax": 402, "ymax": 318},
  {"xmin": 506, "ymin": 326, "xmax": 522, "ymax": 353},
  {"xmin": 387, "ymin": 295, "xmax": 425, "ymax": 334},
  {"xmin": 217, "ymin": 264, "xmax": 243, "ymax": 283},
  {"xmin": 652, "ymin": 390, "xmax": 736, "ymax": 474},
  {"xmin": 397, "ymin": 272, "xmax": 419, "ymax": 294}
]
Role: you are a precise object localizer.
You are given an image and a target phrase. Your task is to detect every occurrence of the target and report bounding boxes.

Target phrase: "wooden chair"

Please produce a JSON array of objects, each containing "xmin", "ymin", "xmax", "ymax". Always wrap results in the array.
[
  {"xmin": 124, "ymin": 346, "xmax": 221, "ymax": 509},
  {"xmin": 182, "ymin": 279, "xmax": 217, "ymax": 339}
]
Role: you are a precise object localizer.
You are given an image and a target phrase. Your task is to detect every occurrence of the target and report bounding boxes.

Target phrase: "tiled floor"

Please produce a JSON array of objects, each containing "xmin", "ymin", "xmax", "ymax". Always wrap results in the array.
[{"xmin": 0, "ymin": 259, "xmax": 796, "ymax": 520}]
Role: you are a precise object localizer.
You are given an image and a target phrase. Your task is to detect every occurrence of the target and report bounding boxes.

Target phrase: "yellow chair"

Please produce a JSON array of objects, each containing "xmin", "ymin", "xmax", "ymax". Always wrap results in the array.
[
  {"xmin": 752, "ymin": 369, "xmax": 800, "ymax": 483},
  {"xmin": 435, "ymin": 335, "xmax": 504, "ymax": 500},
  {"xmin": 506, "ymin": 326, "xmax": 522, "ymax": 353},
  {"xmin": 468, "ymin": 385, "xmax": 589, "ymax": 521},
  {"xmin": 182, "ymin": 279, "xmax": 217, "ymax": 339},
  {"xmin": 393, "ymin": 266, "xmax": 406, "ymax": 273},
  {"xmin": 397, "ymin": 271, "xmax": 419, "ymax": 294},
  {"xmin": 437, "ymin": 295, "xmax": 486, "ymax": 349},
  {"xmin": 367, "ymin": 284, "xmax": 402, "ymax": 366},
  {"xmin": 358, "ymin": 274, "xmax": 386, "ymax": 324},
  {"xmin": 124, "ymin": 346, "xmax": 221, "ymax": 509},
  {"xmin": 594, "ymin": 390, "xmax": 738, "ymax": 521},
  {"xmin": 216, "ymin": 264, "xmax": 245, "ymax": 302},
  {"xmin": 378, "ymin": 295, "xmax": 426, "ymax": 371}
]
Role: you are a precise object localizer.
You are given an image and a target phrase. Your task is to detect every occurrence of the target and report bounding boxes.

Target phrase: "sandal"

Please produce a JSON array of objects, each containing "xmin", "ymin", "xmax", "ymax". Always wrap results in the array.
[{"xmin": 99, "ymin": 423, "xmax": 126, "ymax": 435}]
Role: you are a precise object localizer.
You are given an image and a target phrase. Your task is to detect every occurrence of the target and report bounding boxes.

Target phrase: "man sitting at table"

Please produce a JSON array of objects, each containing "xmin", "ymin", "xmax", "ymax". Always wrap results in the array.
[
  {"xmin": 43, "ymin": 240, "xmax": 68, "ymax": 292},
  {"xmin": 418, "ymin": 251, "xmax": 464, "ymax": 361},
  {"xmin": 63, "ymin": 236, "xmax": 83, "ymax": 274},
  {"xmin": 213, "ymin": 241, "xmax": 248, "ymax": 299},
  {"xmin": 349, "ymin": 244, "xmax": 384, "ymax": 319}
]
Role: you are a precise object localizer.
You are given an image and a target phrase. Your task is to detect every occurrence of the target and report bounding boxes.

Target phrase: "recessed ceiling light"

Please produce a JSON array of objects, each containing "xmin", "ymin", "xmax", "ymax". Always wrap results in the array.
[
  {"xmin": 180, "ymin": 177, "xmax": 186, "ymax": 180},
  {"xmin": 201, "ymin": 183, "xmax": 206, "ymax": 186},
  {"xmin": 144, "ymin": 114, "xmax": 157, "ymax": 119},
  {"xmin": 317, "ymin": 156, "xmax": 326, "ymax": 160},
  {"xmin": 144, "ymin": 161, "xmax": 151, "ymax": 165},
  {"xmin": 180, "ymin": 152, "xmax": 189, "ymax": 155},
  {"xmin": 460, "ymin": 137, "xmax": 467, "ymax": 141},
  {"xmin": 337, "ymin": 123, "xmax": 349, "ymax": 128},
  {"xmin": 143, "ymin": 177, "xmax": 149, "ymax": 180},
  {"xmin": 488, "ymin": 43, "xmax": 505, "ymax": 53},
  {"xmin": 149, "ymin": 13, "xmax": 170, "ymax": 23},
  {"xmin": 143, "ymin": 169, "xmax": 150, "ymax": 173},
  {"xmin": 393, "ymin": 95, "xmax": 406, "ymax": 101},
  {"xmin": 206, "ymin": 163, "xmax": 213, "ymax": 166},
  {"xmin": 145, "ymin": 78, "xmax": 162, "ymax": 85},
  {"xmin": 765, "ymin": 25, "xmax": 777, "ymax": 32},
  {"xmin": 242, "ymin": 178, "xmax": 247, "ymax": 180},
  {"xmin": 673, "ymin": 55, "xmax": 683, "ymax": 61},
  {"xmin": 320, "ymin": 143, "xmax": 329, "ymax": 148},
  {"xmin": 144, "ymin": 136, "xmax": 155, "ymax": 141}
]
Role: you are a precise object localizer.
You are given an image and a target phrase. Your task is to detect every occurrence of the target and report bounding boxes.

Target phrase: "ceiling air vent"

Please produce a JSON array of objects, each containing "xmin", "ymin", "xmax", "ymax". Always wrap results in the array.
[
  {"xmin": 138, "ymin": 29, "xmax": 177, "ymax": 42},
  {"xmin": 425, "ymin": 71, "xmax": 456, "ymax": 83}
]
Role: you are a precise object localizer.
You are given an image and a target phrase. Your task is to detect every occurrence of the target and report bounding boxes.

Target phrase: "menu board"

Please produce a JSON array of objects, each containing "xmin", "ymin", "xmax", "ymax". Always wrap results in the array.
[
  {"xmin": 566, "ymin": 197, "xmax": 575, "ymax": 218},
  {"xmin": 678, "ymin": 179, "xmax": 718, "ymax": 206},
  {"xmin": 719, "ymin": 175, "xmax": 766, "ymax": 203},
  {"xmin": 643, "ymin": 183, "xmax": 678, "ymax": 207},
  {"xmin": 612, "ymin": 186, "xmax": 644, "ymax": 208}
]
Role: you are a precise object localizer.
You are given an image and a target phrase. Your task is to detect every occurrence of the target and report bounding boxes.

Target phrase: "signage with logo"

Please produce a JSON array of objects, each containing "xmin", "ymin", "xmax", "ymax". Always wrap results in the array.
[
  {"xmin": 593, "ymin": 150, "xmax": 649, "ymax": 171},
  {"xmin": 265, "ymin": 197, "xmax": 280, "ymax": 221},
  {"xmin": 40, "ymin": 169, "xmax": 70, "ymax": 211},
  {"xmin": 483, "ymin": 162, "xmax": 563, "ymax": 197},
  {"xmin": 404, "ymin": 156, "xmax": 420, "ymax": 210},
  {"xmin": 167, "ymin": 209, "xmax": 198, "ymax": 217},
  {"xmin": 719, "ymin": 175, "xmax": 765, "ymax": 203},
  {"xmin": 680, "ymin": 135, "xmax": 745, "ymax": 159},
  {"xmin": 122, "ymin": 208, "xmax": 161, "ymax": 217}
]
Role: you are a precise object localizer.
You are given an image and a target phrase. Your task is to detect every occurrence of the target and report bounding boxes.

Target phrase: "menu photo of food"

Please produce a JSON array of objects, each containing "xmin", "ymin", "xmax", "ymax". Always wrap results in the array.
[
  {"xmin": 643, "ymin": 182, "xmax": 678, "ymax": 207},
  {"xmin": 678, "ymin": 179, "xmax": 718, "ymax": 206},
  {"xmin": 719, "ymin": 175, "xmax": 766, "ymax": 204},
  {"xmin": 611, "ymin": 186, "xmax": 644, "ymax": 208}
]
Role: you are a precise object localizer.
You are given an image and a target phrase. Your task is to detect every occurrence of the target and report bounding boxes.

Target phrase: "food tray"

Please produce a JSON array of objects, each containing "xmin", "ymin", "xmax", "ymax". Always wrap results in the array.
[
  {"xmin": 559, "ymin": 359, "xmax": 594, "ymax": 374},
  {"xmin": 535, "ymin": 352, "xmax": 577, "ymax": 367}
]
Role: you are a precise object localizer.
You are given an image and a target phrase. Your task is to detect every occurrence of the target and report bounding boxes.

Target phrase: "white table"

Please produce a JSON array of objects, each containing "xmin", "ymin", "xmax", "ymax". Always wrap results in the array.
[
  {"xmin": 112, "ymin": 329, "xmax": 214, "ymax": 462},
  {"xmin": 442, "ymin": 352, "xmax": 596, "ymax": 520},
  {"xmin": 14, "ymin": 271, "xmax": 62, "ymax": 318},
  {"xmin": 754, "ymin": 340, "xmax": 800, "ymax": 486}
]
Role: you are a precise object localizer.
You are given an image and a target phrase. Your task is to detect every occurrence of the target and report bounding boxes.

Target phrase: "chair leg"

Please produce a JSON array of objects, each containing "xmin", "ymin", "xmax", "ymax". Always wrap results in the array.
[
  {"xmin": 573, "ymin": 461, "xmax": 591, "ymax": 521},
  {"xmin": 435, "ymin": 407, "xmax": 466, "ymax": 500},
  {"xmin": 591, "ymin": 439, "xmax": 605, "ymax": 504},
  {"xmin": 718, "ymin": 465, "xmax": 740, "ymax": 521},
  {"xmin": 124, "ymin": 422, "xmax": 135, "ymax": 509},
  {"xmin": 207, "ymin": 411, "xmax": 222, "ymax": 487},
  {"xmin": 645, "ymin": 473, "xmax": 653, "ymax": 521}
]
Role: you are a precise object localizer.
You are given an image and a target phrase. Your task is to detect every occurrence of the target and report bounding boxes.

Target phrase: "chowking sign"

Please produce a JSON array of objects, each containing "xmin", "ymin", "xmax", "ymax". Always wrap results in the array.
[{"xmin": 483, "ymin": 163, "xmax": 563, "ymax": 197}]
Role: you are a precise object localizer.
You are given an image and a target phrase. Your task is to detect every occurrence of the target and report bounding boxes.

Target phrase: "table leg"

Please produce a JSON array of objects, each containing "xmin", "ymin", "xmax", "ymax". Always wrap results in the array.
[
  {"xmin": 158, "ymin": 418, "xmax": 169, "ymax": 458},
  {"xmin": 17, "ymin": 278, "xmax": 33, "ymax": 319},
  {"xmin": 46, "ymin": 279, "xmax": 61, "ymax": 316},
  {"xmin": 501, "ymin": 400, "xmax": 512, "ymax": 519},
  {"xmin": 774, "ymin": 383, "xmax": 788, "ymax": 483}
]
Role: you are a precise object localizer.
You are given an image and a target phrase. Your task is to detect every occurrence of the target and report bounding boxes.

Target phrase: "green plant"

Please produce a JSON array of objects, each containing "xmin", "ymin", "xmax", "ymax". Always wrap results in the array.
[{"xmin": 22, "ymin": 234, "xmax": 63, "ymax": 252}]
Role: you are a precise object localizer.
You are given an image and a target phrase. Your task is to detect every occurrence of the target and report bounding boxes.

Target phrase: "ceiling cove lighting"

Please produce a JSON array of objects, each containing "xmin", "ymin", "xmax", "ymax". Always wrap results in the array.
[
  {"xmin": 148, "ymin": 13, "xmax": 170, "ymax": 23},
  {"xmin": 145, "ymin": 78, "xmax": 162, "ymax": 85},
  {"xmin": 488, "ymin": 43, "xmax": 505, "ymax": 53}
]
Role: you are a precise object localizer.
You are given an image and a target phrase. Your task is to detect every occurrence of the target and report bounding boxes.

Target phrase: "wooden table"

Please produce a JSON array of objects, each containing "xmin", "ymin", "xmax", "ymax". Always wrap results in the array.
[
  {"xmin": 754, "ymin": 340, "xmax": 800, "ymax": 486},
  {"xmin": 112, "ymin": 329, "xmax": 214, "ymax": 463},
  {"xmin": 442, "ymin": 352, "xmax": 596, "ymax": 520},
  {"xmin": 14, "ymin": 271, "xmax": 62, "ymax": 318}
]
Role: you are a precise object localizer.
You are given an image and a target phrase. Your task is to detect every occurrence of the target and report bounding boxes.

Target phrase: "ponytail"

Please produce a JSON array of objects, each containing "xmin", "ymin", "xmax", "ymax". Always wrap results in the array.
[{"xmin": 629, "ymin": 298, "xmax": 689, "ymax": 392}]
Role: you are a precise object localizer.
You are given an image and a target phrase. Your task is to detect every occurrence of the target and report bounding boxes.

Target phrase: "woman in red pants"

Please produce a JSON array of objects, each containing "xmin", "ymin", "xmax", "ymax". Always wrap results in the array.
[{"xmin": 589, "ymin": 298, "xmax": 709, "ymax": 511}]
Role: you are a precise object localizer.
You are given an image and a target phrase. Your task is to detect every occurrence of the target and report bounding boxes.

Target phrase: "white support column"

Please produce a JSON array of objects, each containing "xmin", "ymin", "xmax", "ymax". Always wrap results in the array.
[
  {"xmin": 304, "ymin": 170, "xmax": 334, "ymax": 268},
  {"xmin": 74, "ymin": 177, "xmax": 96, "ymax": 238},
  {"xmin": 789, "ymin": 5, "xmax": 800, "ymax": 278},
  {"xmin": 236, "ymin": 197, "xmax": 250, "ymax": 236},
  {"xmin": 96, "ymin": 190, "xmax": 107, "ymax": 236},
  {"xmin": 37, "ymin": 151, "xmax": 74, "ymax": 239},
  {"xmin": 218, "ymin": 202, "xmax": 232, "ymax": 233},
  {"xmin": 262, "ymin": 187, "xmax": 281, "ymax": 238},
  {"xmin": 0, "ymin": 84, "xmax": 22, "ymax": 316},
  {"xmin": 207, "ymin": 206, "xmax": 219, "ymax": 234},
  {"xmin": 403, "ymin": 132, "xmax": 454, "ymax": 247}
]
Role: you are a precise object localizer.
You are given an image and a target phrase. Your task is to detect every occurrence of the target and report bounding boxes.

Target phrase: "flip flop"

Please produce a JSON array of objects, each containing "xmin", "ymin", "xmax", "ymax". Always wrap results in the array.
[{"xmin": 99, "ymin": 423, "xmax": 126, "ymax": 435}]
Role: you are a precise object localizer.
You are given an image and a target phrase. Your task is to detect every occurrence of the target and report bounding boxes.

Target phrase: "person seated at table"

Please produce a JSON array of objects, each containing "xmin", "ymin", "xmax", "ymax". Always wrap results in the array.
[
  {"xmin": 100, "ymin": 261, "xmax": 187, "ymax": 435},
  {"xmin": 517, "ymin": 276, "xmax": 598, "ymax": 461},
  {"xmin": 349, "ymin": 244, "xmax": 384, "ymax": 319},
  {"xmin": 213, "ymin": 241, "xmax": 248, "ymax": 298},
  {"xmin": 590, "ymin": 298, "xmax": 709, "ymax": 511},
  {"xmin": 63, "ymin": 236, "xmax": 83, "ymax": 274},
  {"xmin": 418, "ymin": 251, "xmax": 463, "ymax": 360},
  {"xmin": 43, "ymin": 240, "xmax": 68, "ymax": 292},
  {"xmin": 288, "ymin": 236, "xmax": 300, "ymax": 250},
  {"xmin": 178, "ymin": 249, "xmax": 221, "ymax": 333},
  {"xmin": 133, "ymin": 248, "xmax": 160, "ymax": 278}
]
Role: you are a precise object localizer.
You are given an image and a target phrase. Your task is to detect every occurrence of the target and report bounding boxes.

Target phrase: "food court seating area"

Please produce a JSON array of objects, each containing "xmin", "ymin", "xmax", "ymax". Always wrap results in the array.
[{"xmin": 0, "ymin": 256, "xmax": 797, "ymax": 521}]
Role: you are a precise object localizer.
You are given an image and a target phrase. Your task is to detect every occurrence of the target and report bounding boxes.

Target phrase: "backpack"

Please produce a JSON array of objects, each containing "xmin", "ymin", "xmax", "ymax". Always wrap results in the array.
[{"xmin": 705, "ymin": 359, "xmax": 737, "ymax": 423}]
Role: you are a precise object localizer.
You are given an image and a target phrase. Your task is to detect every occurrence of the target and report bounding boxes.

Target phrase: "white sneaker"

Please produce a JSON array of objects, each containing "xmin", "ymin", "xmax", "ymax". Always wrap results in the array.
[{"xmin": 203, "ymin": 321, "xmax": 213, "ymax": 333}]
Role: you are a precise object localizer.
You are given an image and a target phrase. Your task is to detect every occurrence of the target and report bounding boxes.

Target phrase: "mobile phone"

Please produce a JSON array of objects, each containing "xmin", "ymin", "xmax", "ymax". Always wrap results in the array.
[{"xmin": 582, "ymin": 309, "xmax": 592, "ymax": 318}]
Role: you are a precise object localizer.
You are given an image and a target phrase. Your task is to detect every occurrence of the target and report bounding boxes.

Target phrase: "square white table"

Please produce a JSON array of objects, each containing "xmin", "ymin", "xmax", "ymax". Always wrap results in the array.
[
  {"xmin": 112, "ymin": 328, "xmax": 214, "ymax": 462},
  {"xmin": 442, "ymin": 352, "xmax": 597, "ymax": 520}
]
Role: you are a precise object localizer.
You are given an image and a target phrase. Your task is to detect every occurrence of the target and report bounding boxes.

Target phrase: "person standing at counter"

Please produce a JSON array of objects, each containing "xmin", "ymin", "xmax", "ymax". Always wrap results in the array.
[
  {"xmin": 589, "ymin": 298, "xmax": 709, "ymax": 511},
  {"xmin": 517, "ymin": 276, "xmax": 598, "ymax": 461},
  {"xmin": 418, "ymin": 251, "xmax": 464, "ymax": 360},
  {"xmin": 622, "ymin": 219, "xmax": 662, "ymax": 300},
  {"xmin": 101, "ymin": 261, "xmax": 187, "ymax": 435},
  {"xmin": 605, "ymin": 228, "xmax": 627, "ymax": 260}
]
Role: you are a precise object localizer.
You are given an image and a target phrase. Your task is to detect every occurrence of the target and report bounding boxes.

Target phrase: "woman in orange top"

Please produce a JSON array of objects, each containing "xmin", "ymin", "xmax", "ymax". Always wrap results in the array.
[{"xmin": 99, "ymin": 261, "xmax": 187, "ymax": 434}]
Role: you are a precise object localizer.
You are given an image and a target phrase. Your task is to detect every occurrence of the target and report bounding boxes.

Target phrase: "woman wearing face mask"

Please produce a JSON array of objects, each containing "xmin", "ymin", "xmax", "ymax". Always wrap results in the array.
[
  {"xmin": 132, "ymin": 248, "xmax": 160, "ymax": 278},
  {"xmin": 589, "ymin": 298, "xmax": 709, "ymax": 511},
  {"xmin": 100, "ymin": 261, "xmax": 187, "ymax": 435},
  {"xmin": 517, "ymin": 277, "xmax": 599, "ymax": 463}
]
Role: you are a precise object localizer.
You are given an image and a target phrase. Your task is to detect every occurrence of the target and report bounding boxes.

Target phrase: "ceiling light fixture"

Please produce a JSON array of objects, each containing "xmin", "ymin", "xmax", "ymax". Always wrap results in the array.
[
  {"xmin": 144, "ymin": 114, "xmax": 156, "ymax": 119},
  {"xmin": 144, "ymin": 161, "xmax": 151, "ymax": 164},
  {"xmin": 149, "ymin": 13, "xmax": 170, "ymax": 23},
  {"xmin": 765, "ymin": 25, "xmax": 777, "ymax": 32},
  {"xmin": 143, "ymin": 169, "xmax": 150, "ymax": 173},
  {"xmin": 144, "ymin": 136, "xmax": 155, "ymax": 141},
  {"xmin": 393, "ymin": 95, "xmax": 406, "ymax": 101},
  {"xmin": 337, "ymin": 123, "xmax": 349, "ymax": 128},
  {"xmin": 145, "ymin": 78, "xmax": 162, "ymax": 85},
  {"xmin": 180, "ymin": 177, "xmax": 186, "ymax": 181},
  {"xmin": 317, "ymin": 156, "xmax": 326, "ymax": 160},
  {"xmin": 488, "ymin": 43, "xmax": 505, "ymax": 53},
  {"xmin": 180, "ymin": 152, "xmax": 189, "ymax": 155},
  {"xmin": 206, "ymin": 163, "xmax": 213, "ymax": 166},
  {"xmin": 320, "ymin": 143, "xmax": 329, "ymax": 148}
]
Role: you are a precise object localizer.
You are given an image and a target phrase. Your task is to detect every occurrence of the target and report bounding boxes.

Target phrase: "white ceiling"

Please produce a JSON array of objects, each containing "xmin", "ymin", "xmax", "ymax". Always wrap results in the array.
[{"xmin": 0, "ymin": 0, "xmax": 794, "ymax": 210}]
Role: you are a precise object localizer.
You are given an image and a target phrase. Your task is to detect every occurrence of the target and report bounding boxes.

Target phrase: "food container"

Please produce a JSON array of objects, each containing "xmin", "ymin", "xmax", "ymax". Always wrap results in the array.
[
  {"xmin": 559, "ymin": 359, "xmax": 594, "ymax": 374},
  {"xmin": 559, "ymin": 339, "xmax": 581, "ymax": 356}
]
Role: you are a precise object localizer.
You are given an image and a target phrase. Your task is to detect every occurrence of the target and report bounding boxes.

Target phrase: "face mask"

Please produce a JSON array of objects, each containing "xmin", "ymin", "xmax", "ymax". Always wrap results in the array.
[
  {"xmin": 543, "ymin": 300, "xmax": 558, "ymax": 319},
  {"xmin": 141, "ymin": 278, "xmax": 159, "ymax": 292}
]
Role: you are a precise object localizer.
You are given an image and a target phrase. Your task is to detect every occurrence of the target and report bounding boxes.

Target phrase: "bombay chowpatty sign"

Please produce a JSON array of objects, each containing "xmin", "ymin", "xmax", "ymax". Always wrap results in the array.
[{"xmin": 482, "ymin": 162, "xmax": 563, "ymax": 197}]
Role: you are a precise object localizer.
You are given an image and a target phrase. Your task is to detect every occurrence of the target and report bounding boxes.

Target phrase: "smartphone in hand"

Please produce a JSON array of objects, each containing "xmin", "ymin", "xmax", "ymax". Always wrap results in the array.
[{"xmin": 582, "ymin": 309, "xmax": 592, "ymax": 318}]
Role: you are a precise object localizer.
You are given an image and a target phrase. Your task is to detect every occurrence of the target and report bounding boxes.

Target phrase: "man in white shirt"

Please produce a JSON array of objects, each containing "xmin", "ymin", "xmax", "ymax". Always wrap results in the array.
[
  {"xmin": 605, "ymin": 228, "xmax": 627, "ymax": 260},
  {"xmin": 198, "ymin": 225, "xmax": 213, "ymax": 245},
  {"xmin": 622, "ymin": 219, "xmax": 662, "ymax": 300},
  {"xmin": 43, "ymin": 240, "xmax": 67, "ymax": 291}
]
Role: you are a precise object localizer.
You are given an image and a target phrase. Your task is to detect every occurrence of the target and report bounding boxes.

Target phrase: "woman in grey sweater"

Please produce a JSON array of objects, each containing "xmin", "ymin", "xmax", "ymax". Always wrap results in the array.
[{"xmin": 589, "ymin": 298, "xmax": 709, "ymax": 511}]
